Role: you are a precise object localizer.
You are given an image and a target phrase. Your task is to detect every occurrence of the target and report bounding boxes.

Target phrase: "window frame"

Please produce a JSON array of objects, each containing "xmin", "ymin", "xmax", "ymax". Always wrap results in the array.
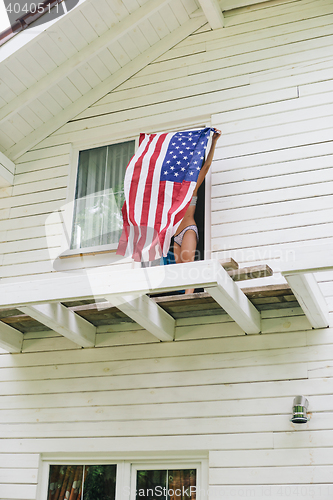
[
  {"xmin": 61, "ymin": 136, "xmax": 139, "ymax": 259},
  {"xmin": 37, "ymin": 456, "xmax": 208, "ymax": 500}
]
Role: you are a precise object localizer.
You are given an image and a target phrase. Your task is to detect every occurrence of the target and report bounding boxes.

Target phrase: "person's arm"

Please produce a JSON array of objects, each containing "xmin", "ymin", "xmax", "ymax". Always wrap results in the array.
[{"xmin": 193, "ymin": 128, "xmax": 221, "ymax": 195}]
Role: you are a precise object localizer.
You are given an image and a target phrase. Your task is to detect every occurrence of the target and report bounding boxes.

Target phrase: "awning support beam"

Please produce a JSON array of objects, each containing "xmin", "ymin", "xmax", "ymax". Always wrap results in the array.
[{"xmin": 19, "ymin": 303, "xmax": 96, "ymax": 347}]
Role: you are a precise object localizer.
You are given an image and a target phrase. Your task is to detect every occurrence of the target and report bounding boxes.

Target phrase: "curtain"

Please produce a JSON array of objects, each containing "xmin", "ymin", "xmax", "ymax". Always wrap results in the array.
[{"xmin": 71, "ymin": 141, "xmax": 135, "ymax": 249}]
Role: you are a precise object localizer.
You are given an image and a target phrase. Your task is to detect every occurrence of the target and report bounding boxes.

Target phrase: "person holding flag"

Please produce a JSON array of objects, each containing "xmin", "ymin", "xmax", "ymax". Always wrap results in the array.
[
  {"xmin": 173, "ymin": 127, "xmax": 221, "ymax": 293},
  {"xmin": 117, "ymin": 127, "xmax": 221, "ymax": 268}
]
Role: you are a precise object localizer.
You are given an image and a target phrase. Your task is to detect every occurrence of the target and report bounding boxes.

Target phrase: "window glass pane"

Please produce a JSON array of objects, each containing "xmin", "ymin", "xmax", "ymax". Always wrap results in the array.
[
  {"xmin": 136, "ymin": 469, "xmax": 196, "ymax": 500},
  {"xmin": 83, "ymin": 465, "xmax": 117, "ymax": 500},
  {"xmin": 71, "ymin": 141, "xmax": 135, "ymax": 249},
  {"xmin": 47, "ymin": 464, "xmax": 116, "ymax": 500}
]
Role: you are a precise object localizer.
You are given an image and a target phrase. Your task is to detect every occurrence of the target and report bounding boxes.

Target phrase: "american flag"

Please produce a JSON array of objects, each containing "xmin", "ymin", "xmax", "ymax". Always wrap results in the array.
[{"xmin": 116, "ymin": 127, "xmax": 213, "ymax": 262}]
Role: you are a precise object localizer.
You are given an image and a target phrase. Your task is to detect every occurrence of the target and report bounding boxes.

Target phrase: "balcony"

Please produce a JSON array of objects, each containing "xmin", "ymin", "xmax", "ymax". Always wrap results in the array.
[{"xmin": 0, "ymin": 254, "xmax": 330, "ymax": 353}]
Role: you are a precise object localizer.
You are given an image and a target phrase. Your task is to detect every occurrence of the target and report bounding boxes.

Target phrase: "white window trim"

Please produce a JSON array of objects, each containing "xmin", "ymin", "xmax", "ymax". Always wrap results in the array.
[
  {"xmin": 37, "ymin": 455, "xmax": 208, "ymax": 500},
  {"xmin": 60, "ymin": 136, "xmax": 138, "ymax": 260}
]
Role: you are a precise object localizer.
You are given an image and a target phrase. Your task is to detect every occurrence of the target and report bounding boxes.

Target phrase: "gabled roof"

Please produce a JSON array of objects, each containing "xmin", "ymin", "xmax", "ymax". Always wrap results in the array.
[{"xmin": 0, "ymin": 0, "xmax": 273, "ymax": 173}]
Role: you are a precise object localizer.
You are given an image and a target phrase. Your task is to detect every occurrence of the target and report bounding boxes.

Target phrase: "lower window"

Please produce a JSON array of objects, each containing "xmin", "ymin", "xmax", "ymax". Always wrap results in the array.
[
  {"xmin": 47, "ymin": 464, "xmax": 117, "ymax": 500},
  {"xmin": 44, "ymin": 460, "xmax": 205, "ymax": 500}
]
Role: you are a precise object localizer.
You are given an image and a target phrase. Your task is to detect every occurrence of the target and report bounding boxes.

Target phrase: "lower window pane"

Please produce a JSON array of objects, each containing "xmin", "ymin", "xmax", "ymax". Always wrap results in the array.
[
  {"xmin": 136, "ymin": 469, "xmax": 196, "ymax": 500},
  {"xmin": 48, "ymin": 464, "xmax": 116, "ymax": 500}
]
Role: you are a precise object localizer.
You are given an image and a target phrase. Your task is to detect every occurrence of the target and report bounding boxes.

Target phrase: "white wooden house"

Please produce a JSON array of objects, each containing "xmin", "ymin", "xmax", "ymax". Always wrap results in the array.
[{"xmin": 0, "ymin": 0, "xmax": 332, "ymax": 498}]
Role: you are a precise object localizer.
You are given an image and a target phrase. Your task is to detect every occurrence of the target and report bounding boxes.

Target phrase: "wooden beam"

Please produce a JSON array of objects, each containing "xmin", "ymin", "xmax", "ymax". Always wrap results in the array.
[
  {"xmin": 197, "ymin": 0, "xmax": 224, "ymax": 29},
  {"xmin": 0, "ymin": 0, "xmax": 170, "ymax": 127},
  {"xmin": 229, "ymin": 264, "xmax": 273, "ymax": 281},
  {"xmin": 0, "ymin": 321, "xmax": 23, "ymax": 353},
  {"xmin": 205, "ymin": 264, "xmax": 261, "ymax": 334},
  {"xmin": 5, "ymin": 16, "xmax": 206, "ymax": 161},
  {"xmin": 282, "ymin": 273, "xmax": 329, "ymax": 329},
  {"xmin": 221, "ymin": 0, "xmax": 272, "ymax": 11},
  {"xmin": 106, "ymin": 294, "xmax": 175, "ymax": 341},
  {"xmin": 219, "ymin": 258, "xmax": 238, "ymax": 271},
  {"xmin": 0, "ymin": 260, "xmax": 220, "ymax": 308},
  {"xmin": 0, "ymin": 151, "xmax": 15, "ymax": 186},
  {"xmin": 19, "ymin": 303, "xmax": 96, "ymax": 347}
]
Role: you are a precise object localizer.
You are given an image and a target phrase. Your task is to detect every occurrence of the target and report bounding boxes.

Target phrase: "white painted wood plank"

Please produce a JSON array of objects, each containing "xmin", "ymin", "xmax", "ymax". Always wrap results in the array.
[
  {"xmin": 0, "ymin": 432, "xmax": 274, "ymax": 453},
  {"xmin": 5, "ymin": 342, "xmax": 333, "ymax": 385},
  {"xmin": 106, "ymin": 294, "xmax": 175, "ymax": 341},
  {"xmin": 198, "ymin": 0, "xmax": 224, "ymax": 29},
  {"xmin": 209, "ymin": 465, "xmax": 333, "ymax": 484},
  {"xmin": 0, "ymin": 321, "xmax": 23, "ymax": 353},
  {"xmin": 210, "ymin": 447, "xmax": 333, "ymax": 467},
  {"xmin": 282, "ymin": 274, "xmax": 330, "ymax": 329},
  {"xmin": 0, "ymin": 484, "xmax": 36, "ymax": 500},
  {"xmin": 0, "ymin": 454, "xmax": 40, "ymax": 468},
  {"xmin": 0, "ymin": 328, "xmax": 307, "ymax": 368},
  {"xmin": 19, "ymin": 303, "xmax": 96, "ymax": 348},
  {"xmin": 0, "ymin": 409, "xmax": 316, "ymax": 438},
  {"xmin": 41, "ymin": 87, "xmax": 297, "ymax": 148},
  {"xmin": 0, "ymin": 361, "xmax": 307, "ymax": 396},
  {"xmin": 212, "ymin": 168, "xmax": 333, "ymax": 199},
  {"xmin": 205, "ymin": 268, "xmax": 260, "ymax": 334},
  {"xmin": 0, "ymin": 234, "xmax": 61, "ymax": 255},
  {"xmin": 0, "ymin": 468, "xmax": 38, "ymax": 484},
  {"xmin": 212, "ymin": 208, "xmax": 333, "ymax": 240},
  {"xmin": 0, "ymin": 0, "xmax": 171, "ymax": 127},
  {"xmin": 0, "ymin": 152, "xmax": 15, "ymax": 186}
]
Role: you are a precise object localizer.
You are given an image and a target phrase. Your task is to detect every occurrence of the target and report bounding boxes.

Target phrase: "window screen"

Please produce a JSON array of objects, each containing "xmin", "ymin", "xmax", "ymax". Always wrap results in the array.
[{"xmin": 71, "ymin": 141, "xmax": 135, "ymax": 249}]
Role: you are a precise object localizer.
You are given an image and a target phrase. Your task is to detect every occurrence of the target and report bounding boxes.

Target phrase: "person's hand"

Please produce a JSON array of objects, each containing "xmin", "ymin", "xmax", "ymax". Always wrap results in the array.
[{"xmin": 212, "ymin": 128, "xmax": 222, "ymax": 141}]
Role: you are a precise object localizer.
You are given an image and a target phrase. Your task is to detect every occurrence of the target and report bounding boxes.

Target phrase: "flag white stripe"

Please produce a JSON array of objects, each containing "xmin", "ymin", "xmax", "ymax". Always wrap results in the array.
[{"xmin": 123, "ymin": 134, "xmax": 149, "ymax": 223}]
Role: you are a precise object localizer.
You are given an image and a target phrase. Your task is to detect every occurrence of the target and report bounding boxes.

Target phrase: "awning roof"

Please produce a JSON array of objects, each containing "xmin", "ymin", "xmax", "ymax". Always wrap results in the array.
[{"xmin": 0, "ymin": 258, "xmax": 330, "ymax": 353}]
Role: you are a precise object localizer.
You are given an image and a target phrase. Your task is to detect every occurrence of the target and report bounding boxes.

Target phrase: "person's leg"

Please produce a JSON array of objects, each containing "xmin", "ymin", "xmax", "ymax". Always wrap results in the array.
[
  {"xmin": 173, "ymin": 239, "xmax": 182, "ymax": 264},
  {"xmin": 179, "ymin": 229, "xmax": 197, "ymax": 294}
]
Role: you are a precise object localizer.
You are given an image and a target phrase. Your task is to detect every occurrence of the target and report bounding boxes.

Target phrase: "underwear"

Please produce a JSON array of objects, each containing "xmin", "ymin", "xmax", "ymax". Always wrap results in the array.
[{"xmin": 174, "ymin": 225, "xmax": 199, "ymax": 247}]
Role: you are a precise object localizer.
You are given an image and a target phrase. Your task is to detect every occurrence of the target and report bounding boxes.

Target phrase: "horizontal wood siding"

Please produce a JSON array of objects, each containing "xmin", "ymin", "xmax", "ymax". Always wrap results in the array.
[{"xmin": 1, "ymin": 312, "xmax": 333, "ymax": 498}]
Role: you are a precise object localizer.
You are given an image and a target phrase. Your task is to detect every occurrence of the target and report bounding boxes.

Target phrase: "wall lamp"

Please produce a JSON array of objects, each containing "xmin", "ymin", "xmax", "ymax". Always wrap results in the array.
[{"xmin": 291, "ymin": 396, "xmax": 309, "ymax": 423}]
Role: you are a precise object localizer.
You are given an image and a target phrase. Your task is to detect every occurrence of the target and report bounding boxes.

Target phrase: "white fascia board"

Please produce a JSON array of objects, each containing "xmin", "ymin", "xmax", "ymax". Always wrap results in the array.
[
  {"xmin": 197, "ymin": 0, "xmax": 224, "ymax": 29},
  {"xmin": 280, "ymin": 255, "xmax": 333, "ymax": 275},
  {"xmin": 105, "ymin": 294, "xmax": 175, "ymax": 342},
  {"xmin": 282, "ymin": 273, "xmax": 330, "ymax": 329},
  {"xmin": 0, "ymin": 151, "xmax": 15, "ymax": 186},
  {"xmin": 19, "ymin": 303, "xmax": 96, "ymax": 347},
  {"xmin": 0, "ymin": 0, "xmax": 89, "ymax": 63},
  {"xmin": 220, "ymin": 0, "xmax": 273, "ymax": 11},
  {"xmin": 0, "ymin": 321, "xmax": 23, "ymax": 353},
  {"xmin": 0, "ymin": 0, "xmax": 171, "ymax": 126},
  {"xmin": 205, "ymin": 265, "xmax": 261, "ymax": 334}
]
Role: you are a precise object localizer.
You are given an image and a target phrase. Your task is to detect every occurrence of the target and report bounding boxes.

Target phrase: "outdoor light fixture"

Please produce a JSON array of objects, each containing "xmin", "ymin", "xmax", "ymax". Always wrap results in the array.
[{"xmin": 291, "ymin": 396, "xmax": 309, "ymax": 423}]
